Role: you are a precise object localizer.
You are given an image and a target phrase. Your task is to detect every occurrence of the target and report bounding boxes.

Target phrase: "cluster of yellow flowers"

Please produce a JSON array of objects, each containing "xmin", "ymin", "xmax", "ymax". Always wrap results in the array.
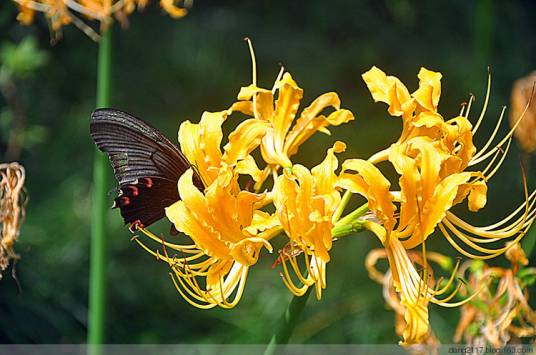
[
  {"xmin": 12, "ymin": 0, "xmax": 190, "ymax": 41},
  {"xmin": 136, "ymin": 41, "xmax": 534, "ymax": 345}
]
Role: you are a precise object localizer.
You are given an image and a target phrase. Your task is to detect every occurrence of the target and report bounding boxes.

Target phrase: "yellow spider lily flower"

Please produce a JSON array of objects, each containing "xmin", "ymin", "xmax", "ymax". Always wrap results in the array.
[
  {"xmin": 338, "ymin": 159, "xmax": 471, "ymax": 344},
  {"xmin": 337, "ymin": 67, "xmax": 535, "ymax": 344},
  {"xmin": 363, "ymin": 221, "xmax": 472, "ymax": 345},
  {"xmin": 231, "ymin": 40, "xmax": 354, "ymax": 176},
  {"xmin": 358, "ymin": 66, "xmax": 535, "ymax": 256},
  {"xmin": 136, "ymin": 167, "xmax": 279, "ymax": 309},
  {"xmin": 135, "ymin": 107, "xmax": 279, "ymax": 309},
  {"xmin": 364, "ymin": 66, "xmax": 477, "ymax": 169},
  {"xmin": 339, "ymin": 146, "xmax": 532, "ymax": 343},
  {"xmin": 273, "ymin": 142, "xmax": 346, "ymax": 300}
]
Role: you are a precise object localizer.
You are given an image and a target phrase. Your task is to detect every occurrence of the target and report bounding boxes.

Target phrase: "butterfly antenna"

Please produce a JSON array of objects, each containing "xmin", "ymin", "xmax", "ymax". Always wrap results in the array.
[{"xmin": 192, "ymin": 163, "xmax": 207, "ymax": 188}]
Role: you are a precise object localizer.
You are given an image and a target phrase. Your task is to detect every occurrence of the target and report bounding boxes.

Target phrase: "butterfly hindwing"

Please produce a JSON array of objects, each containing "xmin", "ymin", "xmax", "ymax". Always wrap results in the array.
[
  {"xmin": 113, "ymin": 177, "xmax": 179, "ymax": 231},
  {"xmin": 90, "ymin": 108, "xmax": 203, "ymax": 229}
]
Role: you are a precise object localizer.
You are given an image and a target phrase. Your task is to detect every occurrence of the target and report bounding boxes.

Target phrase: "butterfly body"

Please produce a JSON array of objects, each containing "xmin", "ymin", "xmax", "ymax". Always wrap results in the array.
[{"xmin": 90, "ymin": 108, "xmax": 203, "ymax": 230}]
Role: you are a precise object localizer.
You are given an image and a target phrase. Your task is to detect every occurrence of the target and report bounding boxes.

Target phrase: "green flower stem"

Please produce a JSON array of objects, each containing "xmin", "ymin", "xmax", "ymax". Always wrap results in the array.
[
  {"xmin": 331, "ymin": 220, "xmax": 364, "ymax": 239},
  {"xmin": 88, "ymin": 28, "xmax": 112, "ymax": 351},
  {"xmin": 335, "ymin": 202, "xmax": 369, "ymax": 227},
  {"xmin": 332, "ymin": 190, "xmax": 352, "ymax": 222},
  {"xmin": 263, "ymin": 287, "xmax": 313, "ymax": 355}
]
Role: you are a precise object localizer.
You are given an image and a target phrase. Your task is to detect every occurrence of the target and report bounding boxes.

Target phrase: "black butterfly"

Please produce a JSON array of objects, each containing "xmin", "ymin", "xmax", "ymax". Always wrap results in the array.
[{"xmin": 90, "ymin": 108, "xmax": 204, "ymax": 232}]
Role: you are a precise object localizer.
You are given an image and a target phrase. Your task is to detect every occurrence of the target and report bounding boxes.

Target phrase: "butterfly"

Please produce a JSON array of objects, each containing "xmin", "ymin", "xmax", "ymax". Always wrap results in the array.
[{"xmin": 90, "ymin": 108, "xmax": 204, "ymax": 232}]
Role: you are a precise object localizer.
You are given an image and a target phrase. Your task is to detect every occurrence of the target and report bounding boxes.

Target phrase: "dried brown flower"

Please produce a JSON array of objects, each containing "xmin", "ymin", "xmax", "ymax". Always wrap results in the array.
[
  {"xmin": 510, "ymin": 71, "xmax": 536, "ymax": 153},
  {"xmin": 0, "ymin": 162, "xmax": 27, "ymax": 279}
]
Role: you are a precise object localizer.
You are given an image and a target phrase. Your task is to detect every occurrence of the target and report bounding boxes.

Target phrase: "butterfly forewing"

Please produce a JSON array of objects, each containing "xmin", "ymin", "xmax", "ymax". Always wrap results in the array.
[{"xmin": 90, "ymin": 108, "xmax": 203, "ymax": 230}]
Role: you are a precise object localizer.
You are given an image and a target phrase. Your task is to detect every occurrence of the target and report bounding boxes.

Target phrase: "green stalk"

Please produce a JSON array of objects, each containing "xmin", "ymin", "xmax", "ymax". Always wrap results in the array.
[
  {"xmin": 263, "ymin": 287, "xmax": 313, "ymax": 355},
  {"xmin": 332, "ymin": 190, "xmax": 352, "ymax": 222},
  {"xmin": 336, "ymin": 203, "xmax": 369, "ymax": 227},
  {"xmin": 88, "ymin": 28, "xmax": 112, "ymax": 351}
]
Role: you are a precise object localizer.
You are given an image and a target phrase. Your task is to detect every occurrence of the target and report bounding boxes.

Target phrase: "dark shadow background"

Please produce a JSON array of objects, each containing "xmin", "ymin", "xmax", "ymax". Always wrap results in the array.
[{"xmin": 0, "ymin": 0, "xmax": 535, "ymax": 344}]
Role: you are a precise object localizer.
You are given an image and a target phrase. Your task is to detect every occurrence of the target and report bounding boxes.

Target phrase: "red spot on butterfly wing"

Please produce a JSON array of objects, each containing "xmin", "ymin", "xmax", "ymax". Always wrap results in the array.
[
  {"xmin": 142, "ymin": 177, "xmax": 153, "ymax": 188},
  {"xmin": 117, "ymin": 196, "xmax": 130, "ymax": 206},
  {"xmin": 129, "ymin": 185, "xmax": 139, "ymax": 196}
]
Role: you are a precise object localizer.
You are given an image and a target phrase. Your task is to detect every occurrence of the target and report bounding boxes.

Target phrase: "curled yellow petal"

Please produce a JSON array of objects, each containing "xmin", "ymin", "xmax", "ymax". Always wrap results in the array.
[
  {"xmin": 362, "ymin": 66, "xmax": 414, "ymax": 118},
  {"xmin": 235, "ymin": 155, "xmax": 264, "ymax": 183},
  {"xmin": 284, "ymin": 92, "xmax": 341, "ymax": 147},
  {"xmin": 412, "ymin": 67, "xmax": 442, "ymax": 112},
  {"xmin": 415, "ymin": 172, "xmax": 472, "ymax": 247},
  {"xmin": 388, "ymin": 143, "xmax": 419, "ymax": 233},
  {"xmin": 312, "ymin": 141, "xmax": 346, "ymax": 196},
  {"xmin": 270, "ymin": 73, "xmax": 303, "ymax": 163},
  {"xmin": 223, "ymin": 118, "xmax": 269, "ymax": 165},
  {"xmin": 178, "ymin": 111, "xmax": 226, "ymax": 185},
  {"xmin": 339, "ymin": 159, "xmax": 396, "ymax": 232},
  {"xmin": 454, "ymin": 180, "xmax": 488, "ymax": 212}
]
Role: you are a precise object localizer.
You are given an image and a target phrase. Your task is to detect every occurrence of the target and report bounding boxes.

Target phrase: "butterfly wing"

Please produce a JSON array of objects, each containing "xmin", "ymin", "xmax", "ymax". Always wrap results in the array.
[{"xmin": 90, "ymin": 108, "xmax": 203, "ymax": 230}]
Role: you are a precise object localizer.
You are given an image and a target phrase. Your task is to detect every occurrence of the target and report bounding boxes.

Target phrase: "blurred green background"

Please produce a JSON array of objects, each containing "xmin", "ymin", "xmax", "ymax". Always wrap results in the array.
[{"xmin": 1, "ymin": 0, "xmax": 535, "ymax": 344}]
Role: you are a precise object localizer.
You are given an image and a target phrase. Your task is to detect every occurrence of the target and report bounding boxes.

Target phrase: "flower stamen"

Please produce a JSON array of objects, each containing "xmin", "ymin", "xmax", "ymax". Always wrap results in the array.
[
  {"xmin": 470, "ymin": 106, "xmax": 506, "ymax": 163},
  {"xmin": 471, "ymin": 69, "xmax": 492, "ymax": 135},
  {"xmin": 479, "ymin": 138, "xmax": 511, "ymax": 181},
  {"xmin": 470, "ymin": 88, "xmax": 534, "ymax": 166},
  {"xmin": 244, "ymin": 37, "xmax": 257, "ymax": 87}
]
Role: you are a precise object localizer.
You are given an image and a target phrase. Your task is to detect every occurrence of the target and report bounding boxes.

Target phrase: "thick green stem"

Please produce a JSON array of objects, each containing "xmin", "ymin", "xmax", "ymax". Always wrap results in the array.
[
  {"xmin": 88, "ymin": 28, "xmax": 112, "ymax": 350},
  {"xmin": 336, "ymin": 202, "xmax": 369, "ymax": 227},
  {"xmin": 331, "ymin": 220, "xmax": 364, "ymax": 239},
  {"xmin": 263, "ymin": 287, "xmax": 312, "ymax": 355}
]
